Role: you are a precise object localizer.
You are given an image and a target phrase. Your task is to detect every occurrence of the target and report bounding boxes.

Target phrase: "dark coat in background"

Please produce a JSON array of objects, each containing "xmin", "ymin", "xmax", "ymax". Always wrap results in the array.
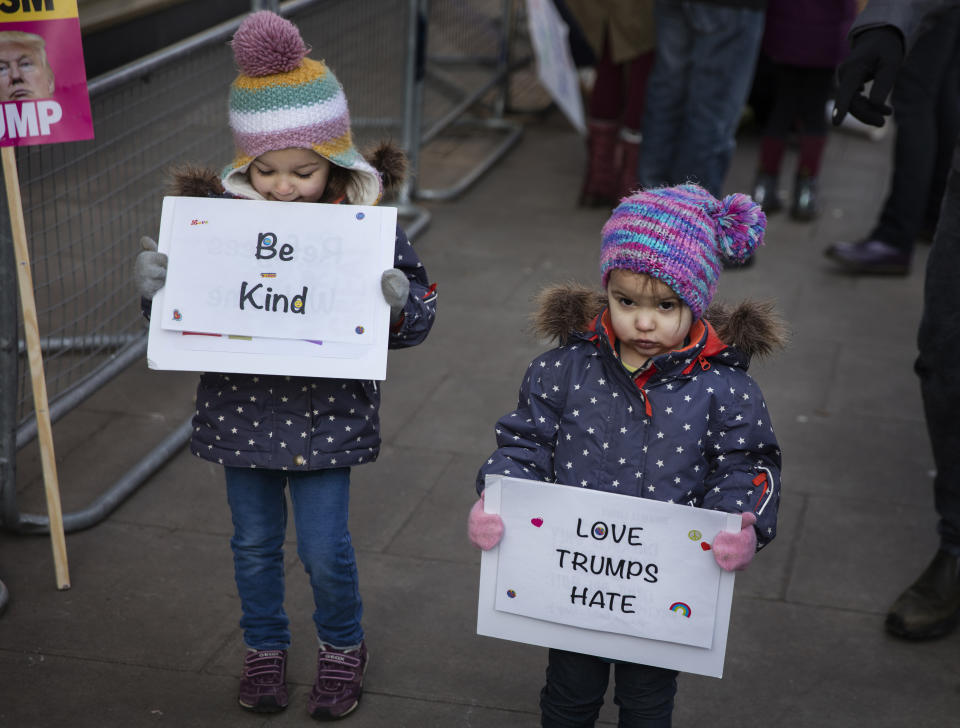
[{"xmin": 762, "ymin": 0, "xmax": 858, "ymax": 68}]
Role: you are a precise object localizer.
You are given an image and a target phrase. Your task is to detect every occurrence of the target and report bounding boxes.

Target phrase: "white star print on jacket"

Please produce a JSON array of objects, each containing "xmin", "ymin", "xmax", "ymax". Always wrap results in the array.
[
  {"xmin": 477, "ymin": 285, "xmax": 783, "ymax": 548},
  {"xmin": 158, "ymin": 167, "xmax": 437, "ymax": 471}
]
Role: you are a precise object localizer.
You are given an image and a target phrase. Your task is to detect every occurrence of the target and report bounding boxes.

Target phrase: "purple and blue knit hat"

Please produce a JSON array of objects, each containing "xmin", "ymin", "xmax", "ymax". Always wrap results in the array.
[
  {"xmin": 220, "ymin": 11, "xmax": 381, "ymax": 204},
  {"xmin": 600, "ymin": 184, "xmax": 766, "ymax": 319}
]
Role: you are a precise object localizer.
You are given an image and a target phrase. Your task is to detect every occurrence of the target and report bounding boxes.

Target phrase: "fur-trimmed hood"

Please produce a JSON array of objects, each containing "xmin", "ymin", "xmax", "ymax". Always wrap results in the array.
[
  {"xmin": 531, "ymin": 282, "xmax": 787, "ymax": 361},
  {"xmin": 165, "ymin": 141, "xmax": 408, "ymax": 201}
]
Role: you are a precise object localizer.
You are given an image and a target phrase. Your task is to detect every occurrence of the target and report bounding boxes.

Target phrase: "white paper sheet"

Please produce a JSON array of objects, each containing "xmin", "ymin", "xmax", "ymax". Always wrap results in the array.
[
  {"xmin": 146, "ymin": 196, "xmax": 397, "ymax": 380},
  {"xmin": 477, "ymin": 475, "xmax": 740, "ymax": 678}
]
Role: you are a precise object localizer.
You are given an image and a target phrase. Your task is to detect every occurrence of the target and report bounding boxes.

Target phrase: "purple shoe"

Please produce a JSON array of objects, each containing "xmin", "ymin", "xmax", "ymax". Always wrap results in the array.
[
  {"xmin": 238, "ymin": 648, "xmax": 288, "ymax": 713},
  {"xmin": 307, "ymin": 641, "xmax": 368, "ymax": 721},
  {"xmin": 824, "ymin": 238, "xmax": 910, "ymax": 275}
]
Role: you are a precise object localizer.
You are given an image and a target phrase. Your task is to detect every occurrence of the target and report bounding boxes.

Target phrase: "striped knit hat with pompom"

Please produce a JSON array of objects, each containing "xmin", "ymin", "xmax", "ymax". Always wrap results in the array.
[
  {"xmin": 220, "ymin": 10, "xmax": 381, "ymax": 204},
  {"xmin": 600, "ymin": 184, "xmax": 766, "ymax": 320}
]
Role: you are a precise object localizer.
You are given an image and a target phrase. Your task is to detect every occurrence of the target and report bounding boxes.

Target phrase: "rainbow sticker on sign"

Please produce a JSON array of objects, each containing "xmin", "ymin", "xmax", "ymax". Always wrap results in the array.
[{"xmin": 669, "ymin": 602, "xmax": 691, "ymax": 618}]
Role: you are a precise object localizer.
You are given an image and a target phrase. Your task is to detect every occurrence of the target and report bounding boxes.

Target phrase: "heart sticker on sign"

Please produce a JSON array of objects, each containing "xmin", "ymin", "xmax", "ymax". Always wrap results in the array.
[{"xmin": 531, "ymin": 517, "xmax": 544, "ymax": 528}]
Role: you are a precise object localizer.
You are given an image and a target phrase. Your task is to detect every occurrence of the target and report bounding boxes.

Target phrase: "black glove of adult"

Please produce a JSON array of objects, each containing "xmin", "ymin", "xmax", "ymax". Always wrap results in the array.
[{"xmin": 832, "ymin": 26, "xmax": 904, "ymax": 127}]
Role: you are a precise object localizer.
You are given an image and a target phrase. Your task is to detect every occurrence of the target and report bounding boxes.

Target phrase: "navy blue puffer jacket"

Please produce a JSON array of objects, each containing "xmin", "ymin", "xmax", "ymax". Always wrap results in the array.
[
  {"xmin": 163, "ymin": 167, "xmax": 437, "ymax": 471},
  {"xmin": 477, "ymin": 285, "xmax": 782, "ymax": 548}
]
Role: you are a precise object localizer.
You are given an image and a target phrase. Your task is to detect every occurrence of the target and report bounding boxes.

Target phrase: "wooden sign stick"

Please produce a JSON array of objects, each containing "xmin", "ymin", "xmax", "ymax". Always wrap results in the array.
[{"xmin": 1, "ymin": 146, "xmax": 70, "ymax": 590}]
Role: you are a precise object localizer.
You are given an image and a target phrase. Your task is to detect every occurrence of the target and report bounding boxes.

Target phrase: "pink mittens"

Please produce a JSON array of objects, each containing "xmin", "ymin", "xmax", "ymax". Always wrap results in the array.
[
  {"xmin": 713, "ymin": 512, "xmax": 758, "ymax": 572},
  {"xmin": 468, "ymin": 493, "xmax": 504, "ymax": 550}
]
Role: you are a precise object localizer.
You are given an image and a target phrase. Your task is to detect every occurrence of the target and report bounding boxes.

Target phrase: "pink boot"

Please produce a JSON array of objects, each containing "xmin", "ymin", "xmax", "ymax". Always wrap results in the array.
[
  {"xmin": 579, "ymin": 119, "xmax": 619, "ymax": 207},
  {"xmin": 613, "ymin": 127, "xmax": 642, "ymax": 200}
]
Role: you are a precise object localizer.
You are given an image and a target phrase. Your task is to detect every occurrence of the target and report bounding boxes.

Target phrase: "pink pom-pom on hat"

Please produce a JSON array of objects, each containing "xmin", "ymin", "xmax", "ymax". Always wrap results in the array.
[{"xmin": 230, "ymin": 10, "xmax": 308, "ymax": 77}]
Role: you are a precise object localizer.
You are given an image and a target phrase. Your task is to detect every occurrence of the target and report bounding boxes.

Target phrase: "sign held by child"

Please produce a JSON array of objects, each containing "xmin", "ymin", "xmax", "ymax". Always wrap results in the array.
[
  {"xmin": 147, "ymin": 195, "xmax": 397, "ymax": 380},
  {"xmin": 479, "ymin": 475, "xmax": 739, "ymax": 676}
]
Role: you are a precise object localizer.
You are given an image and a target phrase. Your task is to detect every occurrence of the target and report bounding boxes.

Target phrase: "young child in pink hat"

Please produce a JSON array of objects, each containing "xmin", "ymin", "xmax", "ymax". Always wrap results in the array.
[
  {"xmin": 134, "ymin": 11, "xmax": 437, "ymax": 720},
  {"xmin": 469, "ymin": 183, "xmax": 783, "ymax": 727}
]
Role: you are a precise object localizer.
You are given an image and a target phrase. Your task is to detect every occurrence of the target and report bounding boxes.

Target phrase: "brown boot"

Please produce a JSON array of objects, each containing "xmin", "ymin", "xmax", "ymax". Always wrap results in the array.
[
  {"xmin": 613, "ymin": 127, "xmax": 642, "ymax": 200},
  {"xmin": 579, "ymin": 119, "xmax": 619, "ymax": 207}
]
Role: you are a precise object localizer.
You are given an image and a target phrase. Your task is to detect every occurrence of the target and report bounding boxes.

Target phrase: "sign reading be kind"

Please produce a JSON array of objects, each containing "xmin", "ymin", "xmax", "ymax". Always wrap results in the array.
[
  {"xmin": 147, "ymin": 196, "xmax": 397, "ymax": 381},
  {"xmin": 478, "ymin": 476, "xmax": 740, "ymax": 678},
  {"xmin": 159, "ymin": 196, "xmax": 391, "ymax": 342}
]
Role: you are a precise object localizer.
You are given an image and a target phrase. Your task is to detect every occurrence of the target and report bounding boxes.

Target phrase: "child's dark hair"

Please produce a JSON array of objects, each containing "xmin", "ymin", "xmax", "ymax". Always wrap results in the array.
[
  {"xmin": 320, "ymin": 141, "xmax": 409, "ymax": 204},
  {"xmin": 320, "ymin": 164, "xmax": 359, "ymax": 203}
]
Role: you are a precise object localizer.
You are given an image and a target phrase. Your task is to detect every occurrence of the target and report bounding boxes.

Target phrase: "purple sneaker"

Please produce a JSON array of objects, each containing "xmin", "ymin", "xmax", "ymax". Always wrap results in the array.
[
  {"xmin": 307, "ymin": 641, "xmax": 368, "ymax": 720},
  {"xmin": 238, "ymin": 648, "xmax": 288, "ymax": 713}
]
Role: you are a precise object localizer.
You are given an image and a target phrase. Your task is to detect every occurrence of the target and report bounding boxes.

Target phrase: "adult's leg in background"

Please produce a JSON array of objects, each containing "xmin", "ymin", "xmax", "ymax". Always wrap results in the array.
[
  {"xmin": 790, "ymin": 66, "xmax": 835, "ymax": 221},
  {"xmin": 581, "ymin": 32, "xmax": 625, "ymax": 206},
  {"xmin": 871, "ymin": 9, "xmax": 960, "ymax": 252},
  {"xmin": 670, "ymin": 1, "xmax": 764, "ymax": 196},
  {"xmin": 926, "ymin": 16, "xmax": 960, "ymax": 235},
  {"xmin": 637, "ymin": 0, "xmax": 692, "ymax": 190},
  {"xmin": 916, "ymin": 136, "xmax": 960, "ymax": 559},
  {"xmin": 887, "ymin": 134, "xmax": 960, "ymax": 640}
]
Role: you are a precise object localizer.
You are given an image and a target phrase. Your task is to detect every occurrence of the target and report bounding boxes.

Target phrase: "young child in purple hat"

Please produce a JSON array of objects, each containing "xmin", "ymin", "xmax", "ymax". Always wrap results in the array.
[
  {"xmin": 134, "ymin": 11, "xmax": 437, "ymax": 721},
  {"xmin": 468, "ymin": 183, "xmax": 783, "ymax": 726}
]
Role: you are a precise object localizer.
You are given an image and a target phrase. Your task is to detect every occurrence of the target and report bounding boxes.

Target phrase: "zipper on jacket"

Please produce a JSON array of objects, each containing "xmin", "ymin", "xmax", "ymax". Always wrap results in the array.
[
  {"xmin": 638, "ymin": 386, "xmax": 653, "ymax": 417},
  {"xmin": 681, "ymin": 353, "xmax": 711, "ymax": 376}
]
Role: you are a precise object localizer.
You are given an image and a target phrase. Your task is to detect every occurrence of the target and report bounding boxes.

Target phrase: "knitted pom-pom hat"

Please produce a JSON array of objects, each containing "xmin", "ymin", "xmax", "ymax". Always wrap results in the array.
[
  {"xmin": 600, "ymin": 184, "xmax": 766, "ymax": 320},
  {"xmin": 220, "ymin": 11, "xmax": 381, "ymax": 204}
]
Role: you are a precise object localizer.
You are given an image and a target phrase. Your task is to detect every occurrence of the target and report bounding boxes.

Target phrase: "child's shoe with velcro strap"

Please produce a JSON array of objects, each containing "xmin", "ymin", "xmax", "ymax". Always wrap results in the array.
[
  {"xmin": 238, "ymin": 648, "xmax": 288, "ymax": 713},
  {"xmin": 307, "ymin": 641, "xmax": 368, "ymax": 720}
]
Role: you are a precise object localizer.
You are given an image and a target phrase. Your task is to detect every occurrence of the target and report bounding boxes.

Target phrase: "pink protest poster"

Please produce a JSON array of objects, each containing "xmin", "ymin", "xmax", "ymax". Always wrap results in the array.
[{"xmin": 0, "ymin": 0, "xmax": 93, "ymax": 147}]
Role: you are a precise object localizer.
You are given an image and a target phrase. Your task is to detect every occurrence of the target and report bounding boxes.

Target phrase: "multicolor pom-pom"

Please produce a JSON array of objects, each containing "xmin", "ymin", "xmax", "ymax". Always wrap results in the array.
[
  {"xmin": 714, "ymin": 192, "xmax": 766, "ymax": 265},
  {"xmin": 231, "ymin": 10, "xmax": 308, "ymax": 77}
]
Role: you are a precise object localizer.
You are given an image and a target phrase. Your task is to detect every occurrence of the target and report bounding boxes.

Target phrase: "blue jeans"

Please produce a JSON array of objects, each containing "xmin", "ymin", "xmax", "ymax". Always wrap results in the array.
[
  {"xmin": 224, "ymin": 466, "xmax": 363, "ymax": 650},
  {"xmin": 638, "ymin": 0, "xmax": 765, "ymax": 197},
  {"xmin": 540, "ymin": 649, "xmax": 678, "ymax": 727}
]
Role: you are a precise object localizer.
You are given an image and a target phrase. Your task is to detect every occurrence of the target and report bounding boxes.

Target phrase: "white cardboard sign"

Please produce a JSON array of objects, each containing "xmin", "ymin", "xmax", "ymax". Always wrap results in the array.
[
  {"xmin": 478, "ymin": 476, "xmax": 739, "ymax": 677},
  {"xmin": 146, "ymin": 196, "xmax": 397, "ymax": 380},
  {"xmin": 525, "ymin": 0, "xmax": 586, "ymax": 135}
]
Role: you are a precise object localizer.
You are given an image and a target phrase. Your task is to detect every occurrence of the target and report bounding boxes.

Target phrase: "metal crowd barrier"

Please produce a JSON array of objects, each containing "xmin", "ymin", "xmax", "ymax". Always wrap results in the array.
[
  {"xmin": 409, "ymin": 0, "xmax": 524, "ymax": 200},
  {"xmin": 0, "ymin": 0, "xmax": 525, "ymax": 548}
]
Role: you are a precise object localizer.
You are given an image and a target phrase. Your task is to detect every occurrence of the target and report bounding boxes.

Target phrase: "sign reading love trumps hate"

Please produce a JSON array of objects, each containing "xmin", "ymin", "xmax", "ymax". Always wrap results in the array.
[{"xmin": 478, "ymin": 476, "xmax": 740, "ymax": 676}]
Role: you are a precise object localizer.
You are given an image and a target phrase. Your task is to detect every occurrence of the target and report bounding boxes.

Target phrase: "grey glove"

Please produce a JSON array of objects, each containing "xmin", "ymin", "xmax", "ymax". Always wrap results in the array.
[
  {"xmin": 134, "ymin": 236, "xmax": 168, "ymax": 300},
  {"xmin": 381, "ymin": 268, "xmax": 409, "ymax": 324}
]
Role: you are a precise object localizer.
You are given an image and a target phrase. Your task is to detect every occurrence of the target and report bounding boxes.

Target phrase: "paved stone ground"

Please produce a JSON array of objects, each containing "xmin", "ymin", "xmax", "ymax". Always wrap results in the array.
[{"xmin": 2, "ymin": 108, "xmax": 958, "ymax": 727}]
